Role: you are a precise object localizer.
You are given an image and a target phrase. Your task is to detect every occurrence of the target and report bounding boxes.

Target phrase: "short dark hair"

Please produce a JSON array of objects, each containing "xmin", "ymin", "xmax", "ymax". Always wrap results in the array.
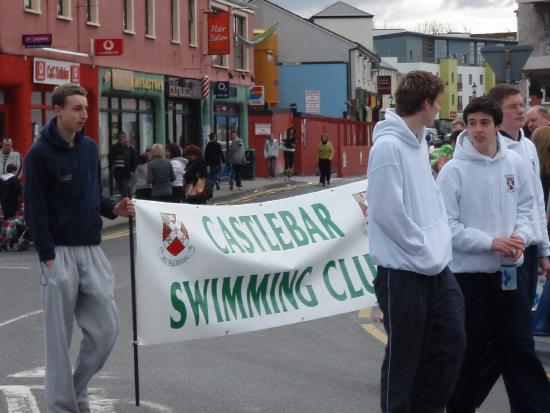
[
  {"xmin": 138, "ymin": 154, "xmax": 149, "ymax": 165},
  {"xmin": 183, "ymin": 144, "xmax": 202, "ymax": 158},
  {"xmin": 209, "ymin": 132, "xmax": 216, "ymax": 140},
  {"xmin": 395, "ymin": 71, "xmax": 444, "ymax": 117},
  {"xmin": 463, "ymin": 96, "xmax": 503, "ymax": 126},
  {"xmin": 6, "ymin": 164, "xmax": 17, "ymax": 173},
  {"xmin": 167, "ymin": 142, "xmax": 181, "ymax": 158},
  {"xmin": 52, "ymin": 83, "xmax": 87, "ymax": 107},
  {"xmin": 486, "ymin": 84, "xmax": 521, "ymax": 106}
]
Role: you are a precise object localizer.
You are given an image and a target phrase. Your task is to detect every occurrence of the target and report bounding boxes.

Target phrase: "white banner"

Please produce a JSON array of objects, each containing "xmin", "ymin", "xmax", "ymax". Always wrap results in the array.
[{"xmin": 135, "ymin": 180, "xmax": 375, "ymax": 345}]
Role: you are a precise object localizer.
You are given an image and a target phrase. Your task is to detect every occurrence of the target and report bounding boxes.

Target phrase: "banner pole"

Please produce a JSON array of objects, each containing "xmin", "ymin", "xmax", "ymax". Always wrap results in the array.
[{"xmin": 128, "ymin": 192, "xmax": 140, "ymax": 406}]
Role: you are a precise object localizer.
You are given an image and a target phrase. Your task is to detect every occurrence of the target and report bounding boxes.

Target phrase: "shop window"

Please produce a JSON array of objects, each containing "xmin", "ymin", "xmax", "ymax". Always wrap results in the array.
[
  {"xmin": 234, "ymin": 14, "xmax": 247, "ymax": 71},
  {"xmin": 31, "ymin": 91, "xmax": 54, "ymax": 139},
  {"xmin": 0, "ymin": 91, "xmax": 5, "ymax": 104},
  {"xmin": 57, "ymin": 0, "xmax": 71, "ymax": 19},
  {"xmin": 86, "ymin": 0, "xmax": 99, "ymax": 25},
  {"xmin": 24, "ymin": 0, "xmax": 41, "ymax": 13},
  {"xmin": 145, "ymin": 0, "xmax": 156, "ymax": 38},
  {"xmin": 480, "ymin": 74, "xmax": 484, "ymax": 85},
  {"xmin": 123, "ymin": 0, "xmax": 135, "ymax": 33},
  {"xmin": 171, "ymin": 0, "xmax": 180, "ymax": 42},
  {"xmin": 469, "ymin": 73, "xmax": 473, "ymax": 85},
  {"xmin": 188, "ymin": 0, "xmax": 197, "ymax": 46}
]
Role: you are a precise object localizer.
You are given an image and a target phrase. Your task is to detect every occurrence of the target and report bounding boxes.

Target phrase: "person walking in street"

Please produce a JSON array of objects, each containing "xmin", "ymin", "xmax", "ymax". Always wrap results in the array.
[
  {"xmin": 23, "ymin": 83, "xmax": 134, "ymax": 413},
  {"xmin": 147, "ymin": 143, "xmax": 175, "ymax": 202},
  {"xmin": 437, "ymin": 97, "xmax": 550, "ymax": 413},
  {"xmin": 264, "ymin": 135, "xmax": 279, "ymax": 179},
  {"xmin": 282, "ymin": 127, "xmax": 297, "ymax": 179},
  {"xmin": 183, "ymin": 144, "xmax": 208, "ymax": 205},
  {"xmin": 204, "ymin": 132, "xmax": 225, "ymax": 190},
  {"xmin": 108, "ymin": 130, "xmax": 137, "ymax": 198},
  {"xmin": 228, "ymin": 131, "xmax": 245, "ymax": 190},
  {"xmin": 167, "ymin": 142, "xmax": 187, "ymax": 203},
  {"xmin": 367, "ymin": 71, "xmax": 466, "ymax": 413},
  {"xmin": 317, "ymin": 132, "xmax": 333, "ymax": 186},
  {"xmin": 132, "ymin": 153, "xmax": 151, "ymax": 200},
  {"xmin": 473, "ymin": 84, "xmax": 550, "ymax": 409},
  {"xmin": 0, "ymin": 137, "xmax": 23, "ymax": 178}
]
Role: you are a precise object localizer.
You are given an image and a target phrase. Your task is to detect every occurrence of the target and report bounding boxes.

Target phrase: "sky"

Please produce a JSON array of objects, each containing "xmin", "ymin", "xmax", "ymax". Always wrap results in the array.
[{"xmin": 267, "ymin": 0, "xmax": 518, "ymax": 34}]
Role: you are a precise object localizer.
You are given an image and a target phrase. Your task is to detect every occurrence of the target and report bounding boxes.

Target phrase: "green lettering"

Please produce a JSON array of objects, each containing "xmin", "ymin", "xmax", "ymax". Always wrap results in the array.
[
  {"xmin": 338, "ymin": 258, "xmax": 364, "ymax": 299},
  {"xmin": 218, "ymin": 217, "xmax": 245, "ymax": 254},
  {"xmin": 323, "ymin": 260, "xmax": 347, "ymax": 301},
  {"xmin": 222, "ymin": 276, "xmax": 248, "ymax": 321},
  {"xmin": 229, "ymin": 217, "xmax": 255, "ymax": 253},
  {"xmin": 252, "ymin": 215, "xmax": 281, "ymax": 251},
  {"xmin": 170, "ymin": 282, "xmax": 187, "ymax": 329},
  {"xmin": 353, "ymin": 255, "xmax": 375, "ymax": 294},
  {"xmin": 182, "ymin": 279, "xmax": 210, "ymax": 326},
  {"xmin": 203, "ymin": 216, "xmax": 229, "ymax": 254},
  {"xmin": 295, "ymin": 266, "xmax": 318, "ymax": 307},
  {"xmin": 311, "ymin": 203, "xmax": 345, "ymax": 239},
  {"xmin": 246, "ymin": 274, "xmax": 272, "ymax": 317},
  {"xmin": 299, "ymin": 207, "xmax": 328, "ymax": 242},
  {"xmin": 265, "ymin": 213, "xmax": 294, "ymax": 251},
  {"xmin": 279, "ymin": 211, "xmax": 309, "ymax": 247},
  {"xmin": 211, "ymin": 277, "xmax": 224, "ymax": 323},
  {"xmin": 278, "ymin": 270, "xmax": 300, "ymax": 311},
  {"xmin": 240, "ymin": 215, "xmax": 267, "ymax": 252},
  {"xmin": 269, "ymin": 272, "xmax": 281, "ymax": 313}
]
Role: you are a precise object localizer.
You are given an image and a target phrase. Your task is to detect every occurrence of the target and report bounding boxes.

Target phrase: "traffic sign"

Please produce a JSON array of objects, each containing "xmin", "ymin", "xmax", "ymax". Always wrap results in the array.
[{"xmin": 94, "ymin": 38, "xmax": 123, "ymax": 56}]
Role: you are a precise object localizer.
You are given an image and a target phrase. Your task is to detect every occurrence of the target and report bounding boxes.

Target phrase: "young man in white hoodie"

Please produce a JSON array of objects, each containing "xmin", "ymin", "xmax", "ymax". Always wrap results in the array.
[
  {"xmin": 367, "ymin": 71, "xmax": 466, "ymax": 413},
  {"xmin": 437, "ymin": 97, "xmax": 550, "ymax": 412},
  {"xmin": 473, "ymin": 84, "xmax": 550, "ymax": 408}
]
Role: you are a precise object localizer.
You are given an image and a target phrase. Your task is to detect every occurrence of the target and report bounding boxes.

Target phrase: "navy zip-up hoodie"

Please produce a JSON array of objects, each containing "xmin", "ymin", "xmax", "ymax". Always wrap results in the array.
[{"xmin": 24, "ymin": 118, "xmax": 116, "ymax": 262}]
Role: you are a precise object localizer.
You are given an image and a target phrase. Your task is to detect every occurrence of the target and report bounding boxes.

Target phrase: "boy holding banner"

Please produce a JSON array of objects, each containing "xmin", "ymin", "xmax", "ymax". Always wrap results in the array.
[
  {"xmin": 367, "ymin": 71, "xmax": 466, "ymax": 413},
  {"xmin": 24, "ymin": 84, "xmax": 135, "ymax": 413}
]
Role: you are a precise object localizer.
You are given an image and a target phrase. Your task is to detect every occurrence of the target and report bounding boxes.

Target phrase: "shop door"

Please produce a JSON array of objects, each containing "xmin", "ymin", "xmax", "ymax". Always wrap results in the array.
[
  {"xmin": 214, "ymin": 115, "xmax": 239, "ymax": 154},
  {"xmin": 0, "ymin": 108, "xmax": 8, "ymax": 141}
]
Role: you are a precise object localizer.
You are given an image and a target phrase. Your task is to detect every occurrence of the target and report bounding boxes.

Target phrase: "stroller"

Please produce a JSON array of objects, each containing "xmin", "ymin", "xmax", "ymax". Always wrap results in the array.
[{"xmin": 0, "ymin": 213, "xmax": 31, "ymax": 252}]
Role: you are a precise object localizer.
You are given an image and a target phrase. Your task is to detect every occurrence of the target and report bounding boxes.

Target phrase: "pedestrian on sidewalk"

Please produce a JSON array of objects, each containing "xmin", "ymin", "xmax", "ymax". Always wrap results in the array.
[
  {"xmin": 108, "ymin": 130, "xmax": 137, "ymax": 198},
  {"xmin": 0, "ymin": 137, "xmax": 23, "ymax": 178},
  {"xmin": 167, "ymin": 142, "xmax": 188, "ymax": 203},
  {"xmin": 282, "ymin": 127, "xmax": 297, "ymax": 179},
  {"xmin": 23, "ymin": 83, "xmax": 135, "ymax": 413},
  {"xmin": 228, "ymin": 131, "xmax": 245, "ymax": 190},
  {"xmin": 205, "ymin": 132, "xmax": 225, "ymax": 190},
  {"xmin": 0, "ymin": 163, "xmax": 22, "ymax": 219},
  {"xmin": 367, "ymin": 70, "xmax": 466, "ymax": 413},
  {"xmin": 437, "ymin": 97, "xmax": 550, "ymax": 412},
  {"xmin": 317, "ymin": 132, "xmax": 333, "ymax": 186},
  {"xmin": 264, "ymin": 135, "xmax": 279, "ymax": 179},
  {"xmin": 147, "ymin": 143, "xmax": 175, "ymax": 202},
  {"xmin": 183, "ymin": 144, "xmax": 208, "ymax": 205},
  {"xmin": 132, "ymin": 153, "xmax": 151, "ymax": 200}
]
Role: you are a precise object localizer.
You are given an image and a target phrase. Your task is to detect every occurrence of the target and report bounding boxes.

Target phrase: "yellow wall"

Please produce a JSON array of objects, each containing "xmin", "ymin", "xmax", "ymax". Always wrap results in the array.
[
  {"xmin": 439, "ymin": 59, "xmax": 458, "ymax": 120},
  {"xmin": 253, "ymin": 32, "xmax": 279, "ymax": 106},
  {"xmin": 484, "ymin": 62, "xmax": 496, "ymax": 93}
]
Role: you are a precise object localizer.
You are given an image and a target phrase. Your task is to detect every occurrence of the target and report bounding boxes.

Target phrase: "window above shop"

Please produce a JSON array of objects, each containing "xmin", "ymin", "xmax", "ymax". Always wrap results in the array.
[
  {"xmin": 145, "ymin": 0, "xmax": 156, "ymax": 39},
  {"xmin": 123, "ymin": 0, "xmax": 135, "ymax": 34},
  {"xmin": 86, "ymin": 0, "xmax": 99, "ymax": 25},
  {"xmin": 171, "ymin": 0, "xmax": 180, "ymax": 43},
  {"xmin": 233, "ymin": 14, "xmax": 247, "ymax": 71},
  {"xmin": 0, "ymin": 91, "xmax": 5, "ymax": 105},
  {"xmin": 24, "ymin": 0, "xmax": 41, "ymax": 14},
  {"xmin": 57, "ymin": 0, "xmax": 72, "ymax": 20},
  {"xmin": 188, "ymin": 0, "xmax": 197, "ymax": 47}
]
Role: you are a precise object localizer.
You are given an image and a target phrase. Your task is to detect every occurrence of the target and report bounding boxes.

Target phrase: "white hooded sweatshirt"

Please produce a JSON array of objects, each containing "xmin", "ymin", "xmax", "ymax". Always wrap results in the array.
[
  {"xmin": 366, "ymin": 109, "xmax": 452, "ymax": 275},
  {"xmin": 500, "ymin": 131, "xmax": 550, "ymax": 257},
  {"xmin": 436, "ymin": 131, "xmax": 533, "ymax": 273}
]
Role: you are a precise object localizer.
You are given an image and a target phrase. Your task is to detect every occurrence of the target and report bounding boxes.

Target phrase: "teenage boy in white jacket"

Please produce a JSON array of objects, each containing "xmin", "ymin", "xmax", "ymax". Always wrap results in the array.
[
  {"xmin": 437, "ymin": 97, "xmax": 550, "ymax": 413},
  {"xmin": 367, "ymin": 71, "xmax": 466, "ymax": 413},
  {"xmin": 473, "ymin": 84, "xmax": 550, "ymax": 408}
]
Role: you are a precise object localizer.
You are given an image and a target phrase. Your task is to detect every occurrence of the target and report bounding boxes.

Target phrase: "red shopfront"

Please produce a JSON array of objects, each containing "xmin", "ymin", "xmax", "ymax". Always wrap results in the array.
[{"xmin": 0, "ymin": 54, "xmax": 99, "ymax": 157}]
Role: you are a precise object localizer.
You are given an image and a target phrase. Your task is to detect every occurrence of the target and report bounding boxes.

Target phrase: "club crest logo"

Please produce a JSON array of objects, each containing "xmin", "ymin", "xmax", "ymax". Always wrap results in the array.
[
  {"xmin": 505, "ymin": 175, "xmax": 516, "ymax": 193},
  {"xmin": 157, "ymin": 212, "xmax": 195, "ymax": 266},
  {"xmin": 352, "ymin": 191, "xmax": 369, "ymax": 237}
]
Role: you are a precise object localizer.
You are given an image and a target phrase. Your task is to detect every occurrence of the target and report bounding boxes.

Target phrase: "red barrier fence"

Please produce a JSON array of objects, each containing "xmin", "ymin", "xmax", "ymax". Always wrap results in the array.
[{"xmin": 248, "ymin": 110, "xmax": 373, "ymax": 178}]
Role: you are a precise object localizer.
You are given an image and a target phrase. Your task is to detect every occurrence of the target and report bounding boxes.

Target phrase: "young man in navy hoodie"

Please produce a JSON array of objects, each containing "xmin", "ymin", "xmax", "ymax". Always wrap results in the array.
[
  {"xmin": 437, "ymin": 97, "xmax": 550, "ymax": 412},
  {"xmin": 367, "ymin": 71, "xmax": 466, "ymax": 413},
  {"xmin": 24, "ymin": 84, "xmax": 134, "ymax": 413}
]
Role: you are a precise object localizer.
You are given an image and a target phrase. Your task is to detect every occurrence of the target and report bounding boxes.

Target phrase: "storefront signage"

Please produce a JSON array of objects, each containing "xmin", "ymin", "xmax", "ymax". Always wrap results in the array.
[
  {"xmin": 33, "ymin": 58, "xmax": 80, "ymax": 85},
  {"xmin": 207, "ymin": 11, "xmax": 230, "ymax": 55},
  {"xmin": 214, "ymin": 81, "xmax": 230, "ymax": 99},
  {"xmin": 377, "ymin": 76, "xmax": 392, "ymax": 95},
  {"xmin": 94, "ymin": 38, "xmax": 123, "ymax": 56},
  {"xmin": 249, "ymin": 85, "xmax": 265, "ymax": 106},
  {"xmin": 255, "ymin": 123, "xmax": 271, "ymax": 136},
  {"xmin": 167, "ymin": 77, "xmax": 202, "ymax": 99},
  {"xmin": 111, "ymin": 69, "xmax": 165, "ymax": 92},
  {"xmin": 23, "ymin": 34, "xmax": 52, "ymax": 48},
  {"xmin": 305, "ymin": 90, "xmax": 321, "ymax": 114}
]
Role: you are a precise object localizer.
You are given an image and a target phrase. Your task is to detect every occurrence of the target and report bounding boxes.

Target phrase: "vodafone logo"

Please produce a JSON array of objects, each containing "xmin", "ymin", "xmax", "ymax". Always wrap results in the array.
[
  {"xmin": 35, "ymin": 60, "xmax": 46, "ymax": 81},
  {"xmin": 94, "ymin": 38, "xmax": 123, "ymax": 56},
  {"xmin": 103, "ymin": 40, "xmax": 114, "ymax": 51}
]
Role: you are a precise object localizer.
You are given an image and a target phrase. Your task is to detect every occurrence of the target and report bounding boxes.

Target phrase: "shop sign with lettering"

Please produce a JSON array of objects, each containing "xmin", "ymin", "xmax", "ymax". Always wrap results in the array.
[
  {"xmin": 167, "ymin": 78, "xmax": 202, "ymax": 99},
  {"xmin": 33, "ymin": 58, "xmax": 80, "ymax": 85}
]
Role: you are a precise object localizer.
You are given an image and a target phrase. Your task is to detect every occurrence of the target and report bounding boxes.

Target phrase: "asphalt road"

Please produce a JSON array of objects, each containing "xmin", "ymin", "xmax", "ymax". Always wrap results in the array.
[{"xmin": 0, "ymin": 181, "xmax": 546, "ymax": 412}]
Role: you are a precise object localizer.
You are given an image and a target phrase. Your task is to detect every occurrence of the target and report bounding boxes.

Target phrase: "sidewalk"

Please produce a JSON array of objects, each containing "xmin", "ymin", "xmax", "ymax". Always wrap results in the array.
[{"xmin": 101, "ymin": 174, "xmax": 365, "ymax": 230}]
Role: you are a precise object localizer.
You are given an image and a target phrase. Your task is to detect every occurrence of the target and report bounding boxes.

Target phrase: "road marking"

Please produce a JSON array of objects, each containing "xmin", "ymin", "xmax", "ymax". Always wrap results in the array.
[
  {"xmin": 8, "ymin": 368, "xmax": 117, "ymax": 380},
  {"xmin": 215, "ymin": 183, "xmax": 311, "ymax": 205},
  {"xmin": 358, "ymin": 306, "xmax": 387, "ymax": 345},
  {"xmin": 0, "ymin": 386, "xmax": 40, "ymax": 413},
  {"xmin": 102, "ymin": 229, "xmax": 131, "ymax": 241},
  {"xmin": 0, "ymin": 267, "xmax": 31, "ymax": 270},
  {"xmin": 0, "ymin": 310, "xmax": 42, "ymax": 329}
]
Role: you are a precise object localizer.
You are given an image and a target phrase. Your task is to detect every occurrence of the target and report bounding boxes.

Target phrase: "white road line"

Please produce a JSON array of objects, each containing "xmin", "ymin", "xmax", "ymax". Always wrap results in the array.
[
  {"xmin": 0, "ymin": 267, "xmax": 31, "ymax": 270},
  {"xmin": 0, "ymin": 310, "xmax": 42, "ymax": 329},
  {"xmin": 0, "ymin": 386, "xmax": 40, "ymax": 413}
]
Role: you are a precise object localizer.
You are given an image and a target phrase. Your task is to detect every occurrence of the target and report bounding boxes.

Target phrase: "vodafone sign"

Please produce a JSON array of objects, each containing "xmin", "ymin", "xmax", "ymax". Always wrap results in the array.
[
  {"xmin": 94, "ymin": 38, "xmax": 123, "ymax": 56},
  {"xmin": 33, "ymin": 58, "xmax": 80, "ymax": 85}
]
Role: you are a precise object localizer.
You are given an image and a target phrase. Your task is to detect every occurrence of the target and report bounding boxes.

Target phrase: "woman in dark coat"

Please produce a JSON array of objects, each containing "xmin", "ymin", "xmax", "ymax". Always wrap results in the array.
[{"xmin": 183, "ymin": 144, "xmax": 208, "ymax": 205}]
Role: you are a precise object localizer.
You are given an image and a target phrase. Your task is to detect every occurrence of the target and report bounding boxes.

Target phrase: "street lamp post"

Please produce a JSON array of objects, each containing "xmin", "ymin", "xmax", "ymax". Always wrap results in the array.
[
  {"xmin": 472, "ymin": 82, "xmax": 477, "ymax": 97},
  {"xmin": 389, "ymin": 95, "xmax": 394, "ymax": 108}
]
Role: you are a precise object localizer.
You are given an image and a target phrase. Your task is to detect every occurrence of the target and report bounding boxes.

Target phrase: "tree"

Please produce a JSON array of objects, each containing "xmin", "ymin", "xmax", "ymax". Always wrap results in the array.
[{"xmin": 415, "ymin": 20, "xmax": 456, "ymax": 35}]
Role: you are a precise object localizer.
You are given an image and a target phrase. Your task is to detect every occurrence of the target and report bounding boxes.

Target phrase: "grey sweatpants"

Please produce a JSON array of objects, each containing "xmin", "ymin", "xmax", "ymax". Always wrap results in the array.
[{"xmin": 41, "ymin": 246, "xmax": 119, "ymax": 413}]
